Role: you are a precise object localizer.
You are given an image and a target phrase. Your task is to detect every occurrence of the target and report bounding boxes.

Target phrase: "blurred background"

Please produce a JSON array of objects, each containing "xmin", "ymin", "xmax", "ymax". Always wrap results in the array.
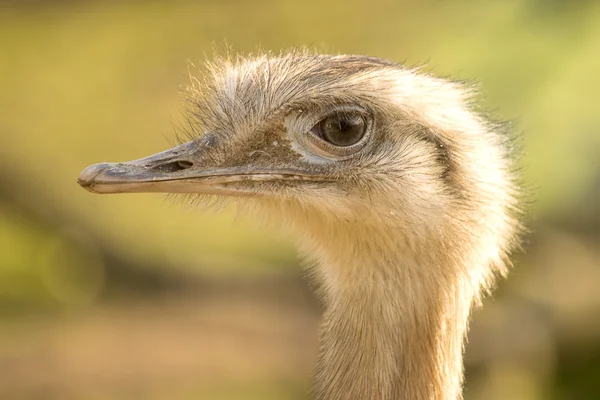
[{"xmin": 1, "ymin": 0, "xmax": 600, "ymax": 399}]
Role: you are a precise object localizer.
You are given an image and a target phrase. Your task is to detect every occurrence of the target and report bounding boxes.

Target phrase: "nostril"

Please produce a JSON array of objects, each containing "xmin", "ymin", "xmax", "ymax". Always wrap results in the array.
[
  {"xmin": 177, "ymin": 160, "xmax": 193, "ymax": 169},
  {"xmin": 150, "ymin": 160, "xmax": 193, "ymax": 173}
]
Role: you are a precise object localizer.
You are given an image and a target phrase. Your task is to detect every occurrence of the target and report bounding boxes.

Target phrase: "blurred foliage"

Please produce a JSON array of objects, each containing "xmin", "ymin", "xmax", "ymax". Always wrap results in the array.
[{"xmin": 1, "ymin": 0, "xmax": 600, "ymax": 399}]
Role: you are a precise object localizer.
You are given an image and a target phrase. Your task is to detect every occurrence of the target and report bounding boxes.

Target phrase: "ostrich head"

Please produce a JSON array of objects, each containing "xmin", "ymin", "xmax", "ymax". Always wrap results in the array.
[{"xmin": 79, "ymin": 52, "xmax": 520, "ymax": 399}]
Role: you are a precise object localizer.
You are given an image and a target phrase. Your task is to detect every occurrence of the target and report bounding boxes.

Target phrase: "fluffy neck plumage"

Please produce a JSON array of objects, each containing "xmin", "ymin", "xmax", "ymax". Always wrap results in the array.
[
  {"xmin": 301, "ymin": 219, "xmax": 480, "ymax": 400},
  {"xmin": 315, "ymin": 266, "xmax": 473, "ymax": 399}
]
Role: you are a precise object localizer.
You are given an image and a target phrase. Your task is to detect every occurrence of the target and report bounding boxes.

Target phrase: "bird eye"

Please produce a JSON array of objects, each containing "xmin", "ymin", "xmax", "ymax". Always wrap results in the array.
[{"xmin": 311, "ymin": 113, "xmax": 367, "ymax": 147}]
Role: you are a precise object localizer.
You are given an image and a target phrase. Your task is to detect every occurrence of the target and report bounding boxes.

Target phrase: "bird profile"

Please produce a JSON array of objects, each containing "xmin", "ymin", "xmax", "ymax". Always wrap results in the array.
[{"xmin": 78, "ymin": 51, "xmax": 521, "ymax": 400}]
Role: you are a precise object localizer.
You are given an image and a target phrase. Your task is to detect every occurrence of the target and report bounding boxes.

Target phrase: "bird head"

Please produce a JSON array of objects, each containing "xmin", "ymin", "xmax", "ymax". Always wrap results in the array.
[{"xmin": 79, "ymin": 52, "xmax": 517, "ymax": 271}]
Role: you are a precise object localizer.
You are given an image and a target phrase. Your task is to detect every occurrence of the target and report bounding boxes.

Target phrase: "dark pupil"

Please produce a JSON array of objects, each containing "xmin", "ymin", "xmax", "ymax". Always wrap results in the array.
[{"xmin": 320, "ymin": 115, "xmax": 365, "ymax": 147}]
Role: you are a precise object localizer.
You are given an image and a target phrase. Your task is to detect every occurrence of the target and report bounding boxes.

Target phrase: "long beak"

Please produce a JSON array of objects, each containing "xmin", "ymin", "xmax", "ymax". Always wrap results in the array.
[{"xmin": 78, "ymin": 140, "xmax": 325, "ymax": 195}]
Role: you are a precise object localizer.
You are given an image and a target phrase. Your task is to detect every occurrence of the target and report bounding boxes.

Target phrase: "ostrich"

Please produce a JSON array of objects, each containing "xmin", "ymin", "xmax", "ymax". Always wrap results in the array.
[{"xmin": 78, "ymin": 52, "xmax": 520, "ymax": 400}]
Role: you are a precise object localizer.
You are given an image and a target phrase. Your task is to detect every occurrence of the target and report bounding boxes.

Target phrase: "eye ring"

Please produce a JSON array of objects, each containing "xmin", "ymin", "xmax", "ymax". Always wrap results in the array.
[{"xmin": 306, "ymin": 110, "xmax": 372, "ymax": 158}]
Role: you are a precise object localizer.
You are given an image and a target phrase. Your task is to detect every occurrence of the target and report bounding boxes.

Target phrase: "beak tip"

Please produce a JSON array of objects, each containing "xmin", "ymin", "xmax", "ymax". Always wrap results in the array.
[{"xmin": 78, "ymin": 162, "xmax": 111, "ymax": 188}]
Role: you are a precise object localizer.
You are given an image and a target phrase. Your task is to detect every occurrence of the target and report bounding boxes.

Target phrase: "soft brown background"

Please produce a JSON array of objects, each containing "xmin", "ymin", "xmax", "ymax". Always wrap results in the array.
[{"xmin": 1, "ymin": 0, "xmax": 600, "ymax": 399}]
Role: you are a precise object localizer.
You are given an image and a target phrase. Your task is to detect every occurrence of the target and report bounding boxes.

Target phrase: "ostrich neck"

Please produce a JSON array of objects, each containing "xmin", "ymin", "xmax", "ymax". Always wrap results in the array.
[{"xmin": 312, "ymin": 240, "xmax": 476, "ymax": 400}]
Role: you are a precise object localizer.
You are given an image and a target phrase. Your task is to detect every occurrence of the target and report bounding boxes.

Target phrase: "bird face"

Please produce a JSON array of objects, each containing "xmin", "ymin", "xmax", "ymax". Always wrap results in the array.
[{"xmin": 79, "ymin": 53, "xmax": 499, "ymax": 232}]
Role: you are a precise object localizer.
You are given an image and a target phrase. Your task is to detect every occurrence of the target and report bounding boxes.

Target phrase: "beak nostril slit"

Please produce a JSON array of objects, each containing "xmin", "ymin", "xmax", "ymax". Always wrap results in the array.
[
  {"xmin": 150, "ymin": 160, "xmax": 193, "ymax": 173},
  {"xmin": 177, "ymin": 161, "xmax": 193, "ymax": 169}
]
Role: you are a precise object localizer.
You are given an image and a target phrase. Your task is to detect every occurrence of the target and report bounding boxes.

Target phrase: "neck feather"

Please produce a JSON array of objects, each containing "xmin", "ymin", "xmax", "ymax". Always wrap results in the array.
[{"xmin": 310, "ymin": 232, "xmax": 479, "ymax": 400}]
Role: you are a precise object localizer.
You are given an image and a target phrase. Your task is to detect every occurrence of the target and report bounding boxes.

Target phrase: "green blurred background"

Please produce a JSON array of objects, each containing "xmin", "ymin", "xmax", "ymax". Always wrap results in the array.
[{"xmin": 1, "ymin": 0, "xmax": 600, "ymax": 399}]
